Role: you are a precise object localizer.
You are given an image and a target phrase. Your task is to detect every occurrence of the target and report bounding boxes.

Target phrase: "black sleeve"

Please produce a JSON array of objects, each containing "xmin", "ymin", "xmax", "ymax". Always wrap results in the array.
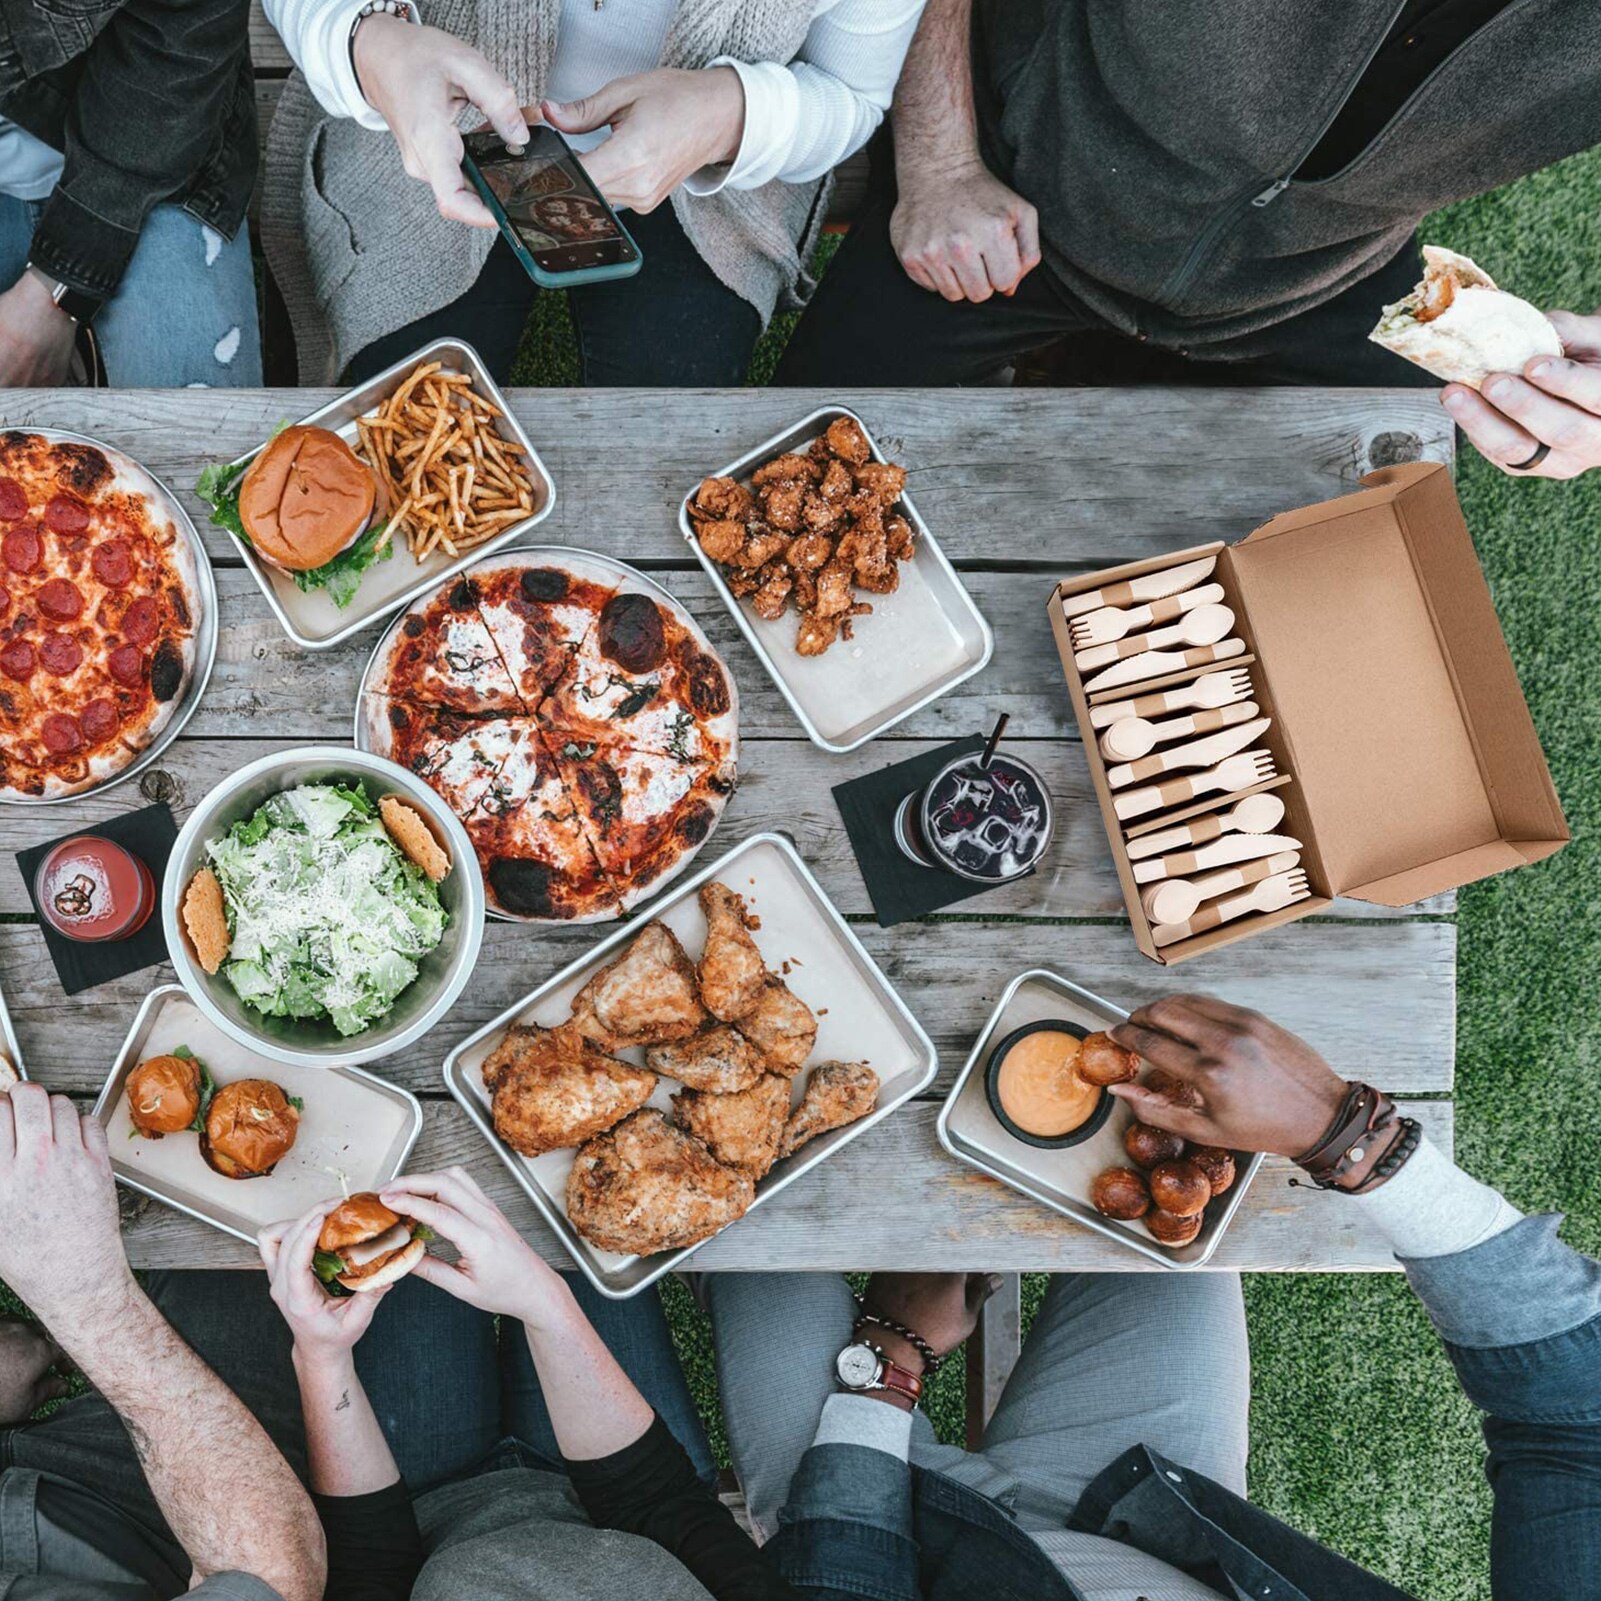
[
  {"xmin": 565, "ymin": 1415, "xmax": 803, "ymax": 1601},
  {"xmin": 29, "ymin": 0, "xmax": 251, "ymax": 297},
  {"xmin": 312, "ymin": 1480, "xmax": 425, "ymax": 1601}
]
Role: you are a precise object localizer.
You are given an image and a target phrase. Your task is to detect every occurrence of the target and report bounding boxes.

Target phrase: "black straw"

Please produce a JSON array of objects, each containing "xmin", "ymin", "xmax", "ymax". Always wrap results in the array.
[{"xmin": 978, "ymin": 713, "xmax": 1008, "ymax": 770}]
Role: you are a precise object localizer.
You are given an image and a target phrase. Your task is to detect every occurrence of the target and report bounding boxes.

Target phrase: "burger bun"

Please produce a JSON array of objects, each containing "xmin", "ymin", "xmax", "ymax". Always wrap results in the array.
[{"xmin": 238, "ymin": 425, "xmax": 377, "ymax": 573}]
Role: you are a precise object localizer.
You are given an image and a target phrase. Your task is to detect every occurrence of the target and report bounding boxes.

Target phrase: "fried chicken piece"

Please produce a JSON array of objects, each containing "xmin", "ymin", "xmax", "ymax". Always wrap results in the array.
[
  {"xmin": 777, "ymin": 1061, "xmax": 880, "ymax": 1159},
  {"xmin": 488, "ymin": 1024, "xmax": 656, "ymax": 1157},
  {"xmin": 795, "ymin": 612, "xmax": 840, "ymax": 656},
  {"xmin": 694, "ymin": 476, "xmax": 757, "ymax": 522},
  {"xmin": 696, "ymin": 519, "xmax": 748, "ymax": 564},
  {"xmin": 673, "ymin": 1073, "xmax": 791, "ymax": 1178},
  {"xmin": 786, "ymin": 532, "xmax": 834, "ymax": 571},
  {"xmin": 572, "ymin": 923, "xmax": 707, "ymax": 1050},
  {"xmin": 802, "ymin": 491, "xmax": 841, "ymax": 534},
  {"xmin": 736, "ymin": 528, "xmax": 789, "ymax": 568},
  {"xmin": 646, "ymin": 1024, "xmax": 768, "ymax": 1094},
  {"xmin": 726, "ymin": 563, "xmax": 764, "ymax": 599},
  {"xmin": 853, "ymin": 462, "xmax": 907, "ymax": 506},
  {"xmin": 752, "ymin": 568, "xmax": 792, "ymax": 620},
  {"xmin": 820, "ymin": 458, "xmax": 853, "ymax": 502},
  {"xmin": 791, "ymin": 568, "xmax": 818, "ymax": 612},
  {"xmin": 762, "ymin": 482, "xmax": 806, "ymax": 531},
  {"xmin": 814, "ymin": 562, "xmax": 855, "ymax": 618},
  {"xmin": 566, "ymin": 1108, "xmax": 755, "ymax": 1256},
  {"xmin": 735, "ymin": 974, "xmax": 817, "ymax": 1074},
  {"xmin": 825, "ymin": 416, "xmax": 872, "ymax": 465},
  {"xmin": 697, "ymin": 882, "xmax": 767, "ymax": 1021},
  {"xmin": 885, "ymin": 513, "xmax": 915, "ymax": 561},
  {"xmin": 852, "ymin": 521, "xmax": 899, "ymax": 595},
  {"xmin": 754, "ymin": 452, "xmax": 822, "ymax": 487}
]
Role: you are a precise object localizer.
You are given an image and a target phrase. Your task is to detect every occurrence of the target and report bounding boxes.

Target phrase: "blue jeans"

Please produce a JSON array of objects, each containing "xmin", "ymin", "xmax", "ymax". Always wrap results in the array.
[{"xmin": 0, "ymin": 193, "xmax": 262, "ymax": 386}]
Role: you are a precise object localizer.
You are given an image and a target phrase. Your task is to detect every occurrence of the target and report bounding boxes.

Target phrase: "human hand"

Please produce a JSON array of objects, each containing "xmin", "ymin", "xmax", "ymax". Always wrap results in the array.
[
  {"xmin": 378, "ymin": 1168, "xmax": 564, "ymax": 1326},
  {"xmin": 542, "ymin": 66, "xmax": 746, "ymax": 213},
  {"xmin": 0, "ymin": 1318, "xmax": 69, "ymax": 1425},
  {"xmin": 258, "ymin": 1199, "xmax": 387, "ymax": 1367},
  {"xmin": 891, "ymin": 158, "xmax": 1040, "ymax": 303},
  {"xmin": 0, "ymin": 276, "xmax": 77, "ymax": 386},
  {"xmin": 860, "ymin": 1272, "xmax": 1002, "ymax": 1368},
  {"xmin": 1442, "ymin": 310, "xmax": 1601, "ymax": 479},
  {"xmin": 352, "ymin": 14, "xmax": 529, "ymax": 227},
  {"xmin": 1109, "ymin": 995, "xmax": 1348, "ymax": 1159},
  {"xmin": 0, "ymin": 1085, "xmax": 136, "ymax": 1336}
]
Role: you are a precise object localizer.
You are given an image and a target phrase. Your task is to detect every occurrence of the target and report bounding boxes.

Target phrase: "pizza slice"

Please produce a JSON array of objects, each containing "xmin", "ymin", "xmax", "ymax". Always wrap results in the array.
[
  {"xmin": 360, "ymin": 698, "xmax": 537, "ymax": 822},
  {"xmin": 471, "ymin": 556, "xmax": 621, "ymax": 706},
  {"xmin": 544, "ymin": 729, "xmax": 734, "ymax": 909},
  {"xmin": 374, "ymin": 578, "xmax": 526, "ymax": 712}
]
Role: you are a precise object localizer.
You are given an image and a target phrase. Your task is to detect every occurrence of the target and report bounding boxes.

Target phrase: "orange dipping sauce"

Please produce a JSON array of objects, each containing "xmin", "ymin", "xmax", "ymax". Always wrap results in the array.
[{"xmin": 995, "ymin": 1029, "xmax": 1099, "ymax": 1138}]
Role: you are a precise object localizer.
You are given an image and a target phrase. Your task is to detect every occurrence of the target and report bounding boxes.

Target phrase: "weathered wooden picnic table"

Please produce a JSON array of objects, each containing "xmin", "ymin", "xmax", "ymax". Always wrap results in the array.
[{"xmin": 0, "ymin": 388, "xmax": 1457, "ymax": 1330}]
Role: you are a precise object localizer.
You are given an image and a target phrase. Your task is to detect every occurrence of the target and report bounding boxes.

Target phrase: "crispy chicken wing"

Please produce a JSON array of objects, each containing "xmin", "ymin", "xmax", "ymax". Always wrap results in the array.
[
  {"xmin": 572, "ymin": 923, "xmax": 706, "ymax": 1050},
  {"xmin": 825, "ymin": 416, "xmax": 872, "ymax": 465},
  {"xmin": 566, "ymin": 1108, "xmax": 755, "ymax": 1256},
  {"xmin": 488, "ymin": 1024, "xmax": 656, "ymax": 1157},
  {"xmin": 777, "ymin": 1060, "xmax": 880, "ymax": 1159},
  {"xmin": 672, "ymin": 1073, "xmax": 791, "ymax": 1177},
  {"xmin": 646, "ymin": 1024, "xmax": 767, "ymax": 1094},
  {"xmin": 697, "ymin": 881, "xmax": 767, "ymax": 1021},
  {"xmin": 735, "ymin": 974, "xmax": 817, "ymax": 1074}
]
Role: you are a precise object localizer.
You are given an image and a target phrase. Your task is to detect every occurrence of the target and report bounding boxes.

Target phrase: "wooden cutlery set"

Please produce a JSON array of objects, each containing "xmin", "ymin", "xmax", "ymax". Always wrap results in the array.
[{"xmin": 1057, "ymin": 555, "xmax": 1310, "ymax": 953}]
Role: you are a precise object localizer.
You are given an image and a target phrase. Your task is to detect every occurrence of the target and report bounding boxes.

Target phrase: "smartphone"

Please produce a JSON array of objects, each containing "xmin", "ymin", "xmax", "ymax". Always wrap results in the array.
[{"xmin": 462, "ymin": 126, "xmax": 643, "ymax": 287}]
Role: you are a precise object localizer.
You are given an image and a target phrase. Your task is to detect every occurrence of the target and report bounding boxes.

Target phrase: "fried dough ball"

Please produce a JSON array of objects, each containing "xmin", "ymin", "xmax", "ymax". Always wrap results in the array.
[
  {"xmin": 1149, "ymin": 1159, "xmax": 1211, "ymax": 1218},
  {"xmin": 1078, "ymin": 1031, "xmax": 1140, "ymax": 1087},
  {"xmin": 1090, "ymin": 1167, "xmax": 1151, "ymax": 1221},
  {"xmin": 1124, "ymin": 1120, "xmax": 1186, "ymax": 1170},
  {"xmin": 1146, "ymin": 1208, "xmax": 1203, "ymax": 1246},
  {"xmin": 1188, "ymin": 1146, "xmax": 1237, "ymax": 1197}
]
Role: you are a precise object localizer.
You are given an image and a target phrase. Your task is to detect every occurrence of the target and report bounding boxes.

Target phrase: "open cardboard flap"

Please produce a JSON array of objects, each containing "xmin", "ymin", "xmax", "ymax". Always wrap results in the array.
[{"xmin": 1225, "ymin": 462, "xmax": 1567, "ymax": 906}]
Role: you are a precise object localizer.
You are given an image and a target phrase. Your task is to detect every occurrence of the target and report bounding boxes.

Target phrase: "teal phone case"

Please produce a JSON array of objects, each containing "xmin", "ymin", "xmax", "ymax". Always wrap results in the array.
[{"xmin": 463, "ymin": 154, "xmax": 643, "ymax": 288}]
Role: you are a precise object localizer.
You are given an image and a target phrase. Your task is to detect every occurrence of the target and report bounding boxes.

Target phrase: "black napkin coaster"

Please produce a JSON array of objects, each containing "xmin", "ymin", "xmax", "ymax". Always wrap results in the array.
[
  {"xmin": 834, "ymin": 737, "xmax": 1035, "ymax": 927},
  {"xmin": 16, "ymin": 804, "xmax": 178, "ymax": 995}
]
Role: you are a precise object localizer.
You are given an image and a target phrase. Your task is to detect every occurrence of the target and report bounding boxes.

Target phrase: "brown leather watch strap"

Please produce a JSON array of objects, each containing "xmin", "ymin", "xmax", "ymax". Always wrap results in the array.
[{"xmin": 875, "ymin": 1358, "xmax": 923, "ymax": 1404}]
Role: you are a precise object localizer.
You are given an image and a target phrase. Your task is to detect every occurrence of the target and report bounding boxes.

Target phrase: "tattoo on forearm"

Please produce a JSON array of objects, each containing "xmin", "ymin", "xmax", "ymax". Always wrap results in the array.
[{"xmin": 335, "ymin": 1390, "xmax": 351, "ymax": 1413}]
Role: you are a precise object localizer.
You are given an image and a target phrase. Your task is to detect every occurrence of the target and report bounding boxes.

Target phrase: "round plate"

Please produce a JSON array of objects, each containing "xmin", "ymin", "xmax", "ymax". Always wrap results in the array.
[
  {"xmin": 354, "ymin": 545, "xmax": 740, "ymax": 923},
  {"xmin": 0, "ymin": 427, "xmax": 217, "ymax": 806},
  {"xmin": 983, "ymin": 1019, "xmax": 1112, "ymax": 1149}
]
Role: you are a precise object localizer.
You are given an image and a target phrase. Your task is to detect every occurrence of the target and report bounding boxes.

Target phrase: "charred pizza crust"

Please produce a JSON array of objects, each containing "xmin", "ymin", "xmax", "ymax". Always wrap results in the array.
[{"xmin": 0, "ymin": 432, "xmax": 201, "ymax": 801}]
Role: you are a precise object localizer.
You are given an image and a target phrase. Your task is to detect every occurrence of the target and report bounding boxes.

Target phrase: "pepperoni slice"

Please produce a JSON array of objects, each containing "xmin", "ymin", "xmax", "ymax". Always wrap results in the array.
[
  {"xmin": 0, "ymin": 585, "xmax": 9, "ymax": 619},
  {"xmin": 0, "ymin": 639, "xmax": 35, "ymax": 681},
  {"xmin": 38, "ymin": 633, "xmax": 83, "ymax": 676},
  {"xmin": 121, "ymin": 594, "xmax": 158, "ymax": 644},
  {"xmin": 92, "ymin": 539, "xmax": 133, "ymax": 588},
  {"xmin": 0, "ymin": 479, "xmax": 26, "ymax": 521},
  {"xmin": 36, "ymin": 578, "xmax": 83, "ymax": 621},
  {"xmin": 44, "ymin": 495, "xmax": 90, "ymax": 535},
  {"xmin": 41, "ymin": 713, "xmax": 82, "ymax": 754},
  {"xmin": 108, "ymin": 643, "xmax": 145, "ymax": 686},
  {"xmin": 3, "ymin": 527, "xmax": 41, "ymax": 574},
  {"xmin": 80, "ymin": 698, "xmax": 118, "ymax": 744}
]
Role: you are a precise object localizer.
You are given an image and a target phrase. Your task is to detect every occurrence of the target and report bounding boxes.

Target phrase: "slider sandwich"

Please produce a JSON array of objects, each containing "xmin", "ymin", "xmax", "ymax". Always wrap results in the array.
[{"xmin": 314, "ymin": 1193, "xmax": 431, "ymax": 1294}]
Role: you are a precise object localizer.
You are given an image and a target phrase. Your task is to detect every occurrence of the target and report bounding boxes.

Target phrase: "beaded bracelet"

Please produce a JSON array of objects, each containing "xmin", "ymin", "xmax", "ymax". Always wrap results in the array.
[{"xmin": 854, "ymin": 1305, "xmax": 943, "ymax": 1377}]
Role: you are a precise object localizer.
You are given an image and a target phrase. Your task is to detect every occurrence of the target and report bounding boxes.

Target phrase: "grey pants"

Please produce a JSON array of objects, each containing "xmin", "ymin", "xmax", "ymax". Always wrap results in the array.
[{"xmin": 705, "ymin": 1271, "xmax": 1250, "ymax": 1541}]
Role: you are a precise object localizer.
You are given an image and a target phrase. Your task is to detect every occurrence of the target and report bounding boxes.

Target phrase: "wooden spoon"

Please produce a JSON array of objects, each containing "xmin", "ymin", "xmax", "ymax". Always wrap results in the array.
[{"xmin": 1075, "ymin": 604, "xmax": 1235, "ymax": 672}]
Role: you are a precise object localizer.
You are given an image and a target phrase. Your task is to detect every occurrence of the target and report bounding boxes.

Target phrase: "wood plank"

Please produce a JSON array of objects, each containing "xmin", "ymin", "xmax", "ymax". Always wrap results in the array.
[
  {"xmin": 965, "ymin": 1275, "xmax": 1022, "ymax": 1448},
  {"xmin": 0, "ymin": 734, "xmax": 1450, "ymax": 920},
  {"xmin": 251, "ymin": 3, "xmax": 290, "ymax": 72},
  {"xmin": 107, "ymin": 1098, "xmax": 1454, "ymax": 1272},
  {"xmin": 0, "ymin": 389, "xmax": 1452, "ymax": 569},
  {"xmin": 0, "ymin": 919, "xmax": 1455, "ymax": 1098}
]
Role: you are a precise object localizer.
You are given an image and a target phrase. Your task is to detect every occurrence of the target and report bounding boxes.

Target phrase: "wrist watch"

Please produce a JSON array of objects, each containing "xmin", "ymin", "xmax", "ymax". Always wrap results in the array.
[
  {"xmin": 835, "ymin": 1340, "xmax": 923, "ymax": 1406},
  {"xmin": 24, "ymin": 263, "xmax": 103, "ymax": 327}
]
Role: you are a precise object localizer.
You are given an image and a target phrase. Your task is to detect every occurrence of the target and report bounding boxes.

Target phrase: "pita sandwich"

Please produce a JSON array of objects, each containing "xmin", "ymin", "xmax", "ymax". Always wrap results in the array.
[{"xmin": 1369, "ymin": 246, "xmax": 1562, "ymax": 390}]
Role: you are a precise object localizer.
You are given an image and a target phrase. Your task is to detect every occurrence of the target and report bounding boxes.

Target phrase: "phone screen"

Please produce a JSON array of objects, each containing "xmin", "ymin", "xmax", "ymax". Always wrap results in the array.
[{"xmin": 464, "ymin": 127, "xmax": 638, "ymax": 274}]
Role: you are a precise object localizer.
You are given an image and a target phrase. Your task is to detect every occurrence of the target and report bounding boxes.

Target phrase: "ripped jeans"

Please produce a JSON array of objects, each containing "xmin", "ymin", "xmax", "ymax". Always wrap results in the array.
[{"xmin": 0, "ymin": 193, "xmax": 262, "ymax": 386}]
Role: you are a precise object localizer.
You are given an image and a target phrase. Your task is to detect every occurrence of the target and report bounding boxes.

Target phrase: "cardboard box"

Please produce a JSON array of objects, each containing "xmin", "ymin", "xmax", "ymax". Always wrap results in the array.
[{"xmin": 1050, "ymin": 463, "xmax": 1568, "ymax": 963}]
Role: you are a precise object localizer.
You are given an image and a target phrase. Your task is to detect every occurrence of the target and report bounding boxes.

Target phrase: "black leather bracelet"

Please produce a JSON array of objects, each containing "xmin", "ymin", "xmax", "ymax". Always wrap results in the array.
[{"xmin": 854, "ymin": 1306, "xmax": 943, "ymax": 1377}]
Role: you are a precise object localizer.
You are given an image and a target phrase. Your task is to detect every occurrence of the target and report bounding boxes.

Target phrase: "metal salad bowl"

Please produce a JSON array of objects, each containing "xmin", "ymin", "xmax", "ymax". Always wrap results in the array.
[{"xmin": 162, "ymin": 747, "xmax": 485, "ymax": 1068}]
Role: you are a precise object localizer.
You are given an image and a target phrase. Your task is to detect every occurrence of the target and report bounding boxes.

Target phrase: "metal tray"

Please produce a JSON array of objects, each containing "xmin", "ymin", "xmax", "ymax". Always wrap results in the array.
[
  {"xmin": 443, "ymin": 831, "xmax": 939, "ymax": 1297},
  {"xmin": 92, "ymin": 985, "xmax": 425, "ymax": 1244},
  {"xmin": 214, "ymin": 339, "xmax": 556, "ymax": 651},
  {"xmin": 3, "ymin": 428, "xmax": 217, "ymax": 806},
  {"xmin": 353, "ymin": 546, "xmax": 740, "ymax": 923},
  {"xmin": 0, "ymin": 974, "xmax": 24, "ymax": 1082},
  {"xmin": 936, "ymin": 969, "xmax": 1262, "ymax": 1268},
  {"xmin": 678, "ymin": 406, "xmax": 993, "ymax": 753}
]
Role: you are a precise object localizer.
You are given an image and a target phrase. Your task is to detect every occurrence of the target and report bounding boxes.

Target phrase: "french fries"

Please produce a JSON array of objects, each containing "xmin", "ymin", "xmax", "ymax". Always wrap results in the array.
[{"xmin": 354, "ymin": 361, "xmax": 538, "ymax": 562}]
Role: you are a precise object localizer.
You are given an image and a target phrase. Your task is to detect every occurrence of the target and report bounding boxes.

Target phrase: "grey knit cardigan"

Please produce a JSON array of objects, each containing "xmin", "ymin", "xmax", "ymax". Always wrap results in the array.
[{"xmin": 262, "ymin": 0, "xmax": 830, "ymax": 380}]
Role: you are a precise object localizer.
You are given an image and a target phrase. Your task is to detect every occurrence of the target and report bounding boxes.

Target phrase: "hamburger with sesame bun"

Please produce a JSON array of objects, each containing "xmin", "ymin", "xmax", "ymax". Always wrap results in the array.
[{"xmin": 314, "ymin": 1193, "xmax": 431, "ymax": 1294}]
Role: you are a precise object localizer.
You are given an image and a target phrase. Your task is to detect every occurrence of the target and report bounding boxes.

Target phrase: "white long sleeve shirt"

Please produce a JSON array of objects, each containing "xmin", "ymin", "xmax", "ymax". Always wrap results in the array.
[{"xmin": 264, "ymin": 0, "xmax": 923, "ymax": 193}]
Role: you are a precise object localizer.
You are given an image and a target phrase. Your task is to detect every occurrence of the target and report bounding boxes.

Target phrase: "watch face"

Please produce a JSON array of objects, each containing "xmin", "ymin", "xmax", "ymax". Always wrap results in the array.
[{"xmin": 836, "ymin": 1343, "xmax": 881, "ymax": 1390}]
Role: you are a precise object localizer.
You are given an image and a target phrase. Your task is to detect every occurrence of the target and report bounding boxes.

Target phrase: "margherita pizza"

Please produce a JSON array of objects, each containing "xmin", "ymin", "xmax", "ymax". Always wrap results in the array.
[
  {"xmin": 361, "ymin": 551, "xmax": 737, "ymax": 920},
  {"xmin": 0, "ymin": 431, "xmax": 204, "ymax": 801}
]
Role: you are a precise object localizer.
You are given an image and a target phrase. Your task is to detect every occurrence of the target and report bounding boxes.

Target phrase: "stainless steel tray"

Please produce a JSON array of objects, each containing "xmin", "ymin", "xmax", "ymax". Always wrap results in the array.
[
  {"xmin": 92, "ymin": 985, "xmax": 425, "ymax": 1243},
  {"xmin": 3, "ymin": 428, "xmax": 217, "ymax": 806},
  {"xmin": 936, "ymin": 969, "xmax": 1262, "ymax": 1268},
  {"xmin": 679, "ymin": 405, "xmax": 993, "ymax": 753},
  {"xmin": 214, "ymin": 339, "xmax": 556, "ymax": 650},
  {"xmin": 443, "ymin": 831, "xmax": 939, "ymax": 1297},
  {"xmin": 0, "ymin": 975, "xmax": 23, "ymax": 1082}
]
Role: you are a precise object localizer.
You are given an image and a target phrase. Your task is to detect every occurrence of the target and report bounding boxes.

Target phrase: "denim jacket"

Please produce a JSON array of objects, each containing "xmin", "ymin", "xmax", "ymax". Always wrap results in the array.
[
  {"xmin": 0, "ymin": 0, "xmax": 254, "ymax": 297},
  {"xmin": 770, "ymin": 1216, "xmax": 1601, "ymax": 1601}
]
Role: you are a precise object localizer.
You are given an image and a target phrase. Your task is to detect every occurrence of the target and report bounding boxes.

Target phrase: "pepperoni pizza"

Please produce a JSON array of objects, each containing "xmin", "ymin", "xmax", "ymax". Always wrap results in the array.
[
  {"xmin": 361, "ymin": 552, "xmax": 738, "ymax": 921},
  {"xmin": 0, "ymin": 432, "xmax": 203, "ymax": 800}
]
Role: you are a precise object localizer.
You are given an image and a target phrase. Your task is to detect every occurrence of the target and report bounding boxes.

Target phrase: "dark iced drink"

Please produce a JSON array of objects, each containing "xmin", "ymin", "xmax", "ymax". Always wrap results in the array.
[{"xmin": 894, "ymin": 752, "xmax": 1053, "ymax": 883}]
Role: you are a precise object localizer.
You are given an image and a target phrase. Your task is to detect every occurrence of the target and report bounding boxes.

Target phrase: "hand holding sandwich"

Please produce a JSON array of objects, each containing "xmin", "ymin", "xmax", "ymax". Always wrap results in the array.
[{"xmin": 1443, "ymin": 311, "xmax": 1601, "ymax": 480}]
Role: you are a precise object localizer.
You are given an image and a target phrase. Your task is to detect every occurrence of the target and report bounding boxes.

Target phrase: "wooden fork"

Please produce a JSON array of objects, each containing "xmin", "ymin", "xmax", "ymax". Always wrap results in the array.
[
  {"xmin": 1142, "ymin": 850, "xmax": 1302, "ymax": 926},
  {"xmin": 1074, "ymin": 604, "xmax": 1235, "ymax": 672},
  {"xmin": 1083, "ymin": 639, "xmax": 1246, "ymax": 695},
  {"xmin": 1067, "ymin": 583, "xmax": 1226, "ymax": 652},
  {"xmin": 1089, "ymin": 667, "xmax": 1254, "ymax": 729},
  {"xmin": 1113, "ymin": 749, "xmax": 1277, "ymax": 821},
  {"xmin": 1060, "ymin": 557, "xmax": 1216, "ymax": 620},
  {"xmin": 1151, "ymin": 869, "xmax": 1311, "ymax": 947}
]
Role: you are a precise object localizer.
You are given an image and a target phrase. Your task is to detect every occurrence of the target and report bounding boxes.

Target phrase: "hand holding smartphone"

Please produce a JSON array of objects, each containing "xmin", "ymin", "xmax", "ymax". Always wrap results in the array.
[{"xmin": 462, "ymin": 126, "xmax": 643, "ymax": 287}]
